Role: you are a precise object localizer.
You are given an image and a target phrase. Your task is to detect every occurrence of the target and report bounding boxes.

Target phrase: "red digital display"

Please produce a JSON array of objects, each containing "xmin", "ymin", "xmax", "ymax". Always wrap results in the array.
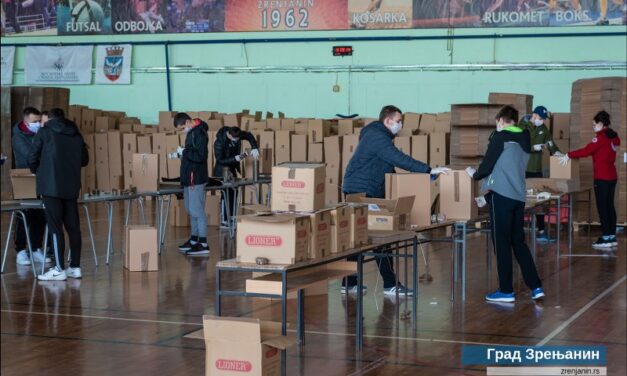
[{"xmin": 333, "ymin": 46, "xmax": 353, "ymax": 56}]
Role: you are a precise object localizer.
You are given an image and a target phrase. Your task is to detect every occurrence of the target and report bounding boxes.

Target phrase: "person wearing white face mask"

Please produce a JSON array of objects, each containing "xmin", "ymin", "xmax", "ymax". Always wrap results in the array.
[
  {"xmin": 341, "ymin": 105, "xmax": 450, "ymax": 297},
  {"xmin": 11, "ymin": 106, "xmax": 50, "ymax": 267},
  {"xmin": 519, "ymin": 105, "xmax": 562, "ymax": 243},
  {"xmin": 560, "ymin": 111, "xmax": 621, "ymax": 249}
]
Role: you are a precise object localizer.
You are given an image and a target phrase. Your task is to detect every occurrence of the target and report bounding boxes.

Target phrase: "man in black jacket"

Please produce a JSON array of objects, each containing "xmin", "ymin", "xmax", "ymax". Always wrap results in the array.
[
  {"xmin": 12, "ymin": 106, "xmax": 49, "ymax": 266},
  {"xmin": 174, "ymin": 113, "xmax": 210, "ymax": 256},
  {"xmin": 213, "ymin": 126, "xmax": 259, "ymax": 227},
  {"xmin": 28, "ymin": 108, "xmax": 88, "ymax": 281}
]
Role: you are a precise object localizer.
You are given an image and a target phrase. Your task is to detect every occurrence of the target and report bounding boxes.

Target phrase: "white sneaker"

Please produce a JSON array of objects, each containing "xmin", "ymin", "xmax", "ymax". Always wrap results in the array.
[
  {"xmin": 65, "ymin": 267, "xmax": 82, "ymax": 279},
  {"xmin": 16, "ymin": 250, "xmax": 31, "ymax": 265},
  {"xmin": 31, "ymin": 249, "xmax": 52, "ymax": 264},
  {"xmin": 38, "ymin": 267, "xmax": 67, "ymax": 281}
]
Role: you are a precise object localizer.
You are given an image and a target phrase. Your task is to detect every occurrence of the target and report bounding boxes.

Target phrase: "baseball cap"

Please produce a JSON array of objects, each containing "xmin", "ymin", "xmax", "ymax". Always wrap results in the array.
[{"xmin": 533, "ymin": 106, "xmax": 549, "ymax": 120}]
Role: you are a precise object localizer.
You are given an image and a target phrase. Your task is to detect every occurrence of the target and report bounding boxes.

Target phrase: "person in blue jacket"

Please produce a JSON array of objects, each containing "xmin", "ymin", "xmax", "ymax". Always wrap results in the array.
[{"xmin": 342, "ymin": 105, "xmax": 450, "ymax": 297}]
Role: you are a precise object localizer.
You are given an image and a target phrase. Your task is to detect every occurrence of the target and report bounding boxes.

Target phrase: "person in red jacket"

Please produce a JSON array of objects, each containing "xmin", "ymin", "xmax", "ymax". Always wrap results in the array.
[{"xmin": 560, "ymin": 110, "xmax": 621, "ymax": 249}]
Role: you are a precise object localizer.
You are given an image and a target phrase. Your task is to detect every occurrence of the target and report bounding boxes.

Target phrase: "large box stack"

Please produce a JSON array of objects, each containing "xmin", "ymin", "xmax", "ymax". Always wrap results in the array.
[
  {"xmin": 488, "ymin": 93, "xmax": 533, "ymax": 118},
  {"xmin": 570, "ymin": 77, "xmax": 627, "ymax": 223},
  {"xmin": 449, "ymin": 104, "xmax": 502, "ymax": 169}
]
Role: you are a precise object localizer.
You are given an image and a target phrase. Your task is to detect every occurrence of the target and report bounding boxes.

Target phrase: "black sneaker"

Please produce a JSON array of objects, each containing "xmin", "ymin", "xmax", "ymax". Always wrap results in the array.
[
  {"xmin": 592, "ymin": 237, "xmax": 615, "ymax": 249},
  {"xmin": 178, "ymin": 239, "xmax": 194, "ymax": 253},
  {"xmin": 186, "ymin": 243, "xmax": 210, "ymax": 256}
]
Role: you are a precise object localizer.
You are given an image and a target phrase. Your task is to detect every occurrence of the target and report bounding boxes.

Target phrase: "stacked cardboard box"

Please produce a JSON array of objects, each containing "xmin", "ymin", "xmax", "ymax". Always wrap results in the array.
[
  {"xmin": 449, "ymin": 104, "xmax": 500, "ymax": 169},
  {"xmin": 488, "ymin": 92, "xmax": 533, "ymax": 118},
  {"xmin": 9, "ymin": 87, "xmax": 70, "ymax": 125},
  {"xmin": 570, "ymin": 77, "xmax": 627, "ymax": 223}
]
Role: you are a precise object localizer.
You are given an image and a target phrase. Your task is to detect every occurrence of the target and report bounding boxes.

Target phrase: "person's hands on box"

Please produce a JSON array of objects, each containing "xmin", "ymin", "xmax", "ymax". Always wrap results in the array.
[
  {"xmin": 559, "ymin": 154, "xmax": 570, "ymax": 166},
  {"xmin": 431, "ymin": 167, "xmax": 451, "ymax": 176},
  {"xmin": 465, "ymin": 167, "xmax": 476, "ymax": 178},
  {"xmin": 553, "ymin": 151, "xmax": 564, "ymax": 157},
  {"xmin": 250, "ymin": 149, "xmax": 260, "ymax": 160}
]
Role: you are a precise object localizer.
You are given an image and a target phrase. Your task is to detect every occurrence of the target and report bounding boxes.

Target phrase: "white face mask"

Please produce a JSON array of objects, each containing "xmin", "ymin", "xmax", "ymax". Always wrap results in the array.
[
  {"xmin": 389, "ymin": 121, "xmax": 402, "ymax": 135},
  {"xmin": 533, "ymin": 118, "xmax": 544, "ymax": 127},
  {"xmin": 593, "ymin": 123, "xmax": 603, "ymax": 133},
  {"xmin": 495, "ymin": 120, "xmax": 504, "ymax": 132},
  {"xmin": 27, "ymin": 122, "xmax": 41, "ymax": 133}
]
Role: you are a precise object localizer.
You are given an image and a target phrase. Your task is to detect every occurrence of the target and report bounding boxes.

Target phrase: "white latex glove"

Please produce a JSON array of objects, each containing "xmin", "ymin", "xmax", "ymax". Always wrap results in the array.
[
  {"xmin": 533, "ymin": 144, "xmax": 544, "ymax": 151},
  {"xmin": 176, "ymin": 146, "xmax": 184, "ymax": 156},
  {"xmin": 465, "ymin": 167, "xmax": 476, "ymax": 178},
  {"xmin": 235, "ymin": 155, "xmax": 243, "ymax": 162},
  {"xmin": 559, "ymin": 154, "xmax": 570, "ymax": 166},
  {"xmin": 250, "ymin": 148, "xmax": 260, "ymax": 160},
  {"xmin": 431, "ymin": 167, "xmax": 451, "ymax": 176},
  {"xmin": 553, "ymin": 151, "xmax": 564, "ymax": 157},
  {"xmin": 475, "ymin": 196, "xmax": 487, "ymax": 208}
]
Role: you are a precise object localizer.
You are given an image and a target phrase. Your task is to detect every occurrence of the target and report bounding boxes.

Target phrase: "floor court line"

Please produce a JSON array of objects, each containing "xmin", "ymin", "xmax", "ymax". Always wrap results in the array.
[
  {"xmin": 0, "ymin": 309, "xmax": 511, "ymax": 347},
  {"xmin": 536, "ymin": 275, "xmax": 626, "ymax": 347}
]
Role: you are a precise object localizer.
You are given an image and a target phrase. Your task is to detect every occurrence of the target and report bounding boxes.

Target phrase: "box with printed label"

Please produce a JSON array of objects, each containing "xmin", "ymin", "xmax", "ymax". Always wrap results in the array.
[
  {"xmin": 202, "ymin": 316, "xmax": 295, "ymax": 376},
  {"xmin": 345, "ymin": 193, "xmax": 415, "ymax": 231},
  {"xmin": 271, "ymin": 163, "xmax": 325, "ymax": 212},
  {"xmin": 237, "ymin": 213, "xmax": 310, "ymax": 265}
]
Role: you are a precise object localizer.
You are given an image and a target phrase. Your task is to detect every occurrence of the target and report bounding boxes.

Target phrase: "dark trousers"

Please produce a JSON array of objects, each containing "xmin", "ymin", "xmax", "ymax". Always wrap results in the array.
[
  {"xmin": 343, "ymin": 251, "xmax": 397, "ymax": 288},
  {"xmin": 42, "ymin": 197, "xmax": 82, "ymax": 269},
  {"xmin": 526, "ymin": 171, "xmax": 545, "ymax": 231},
  {"xmin": 15, "ymin": 209, "xmax": 46, "ymax": 252},
  {"xmin": 487, "ymin": 192, "xmax": 542, "ymax": 294},
  {"xmin": 220, "ymin": 188, "xmax": 236, "ymax": 223},
  {"xmin": 594, "ymin": 179, "xmax": 617, "ymax": 236}
]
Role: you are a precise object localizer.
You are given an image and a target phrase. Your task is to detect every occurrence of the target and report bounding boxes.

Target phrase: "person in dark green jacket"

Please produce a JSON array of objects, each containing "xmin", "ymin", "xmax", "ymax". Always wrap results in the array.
[{"xmin": 519, "ymin": 105, "xmax": 563, "ymax": 243}]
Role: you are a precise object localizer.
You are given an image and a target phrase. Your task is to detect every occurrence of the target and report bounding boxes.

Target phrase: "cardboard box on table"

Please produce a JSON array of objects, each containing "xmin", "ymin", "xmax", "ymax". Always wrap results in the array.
[
  {"xmin": 236, "ymin": 213, "xmax": 310, "ymax": 265},
  {"xmin": 329, "ymin": 205, "xmax": 351, "ymax": 254},
  {"xmin": 124, "ymin": 225, "xmax": 158, "ymax": 272},
  {"xmin": 202, "ymin": 316, "xmax": 296, "ymax": 376},
  {"xmin": 385, "ymin": 173, "xmax": 438, "ymax": 228},
  {"xmin": 271, "ymin": 163, "xmax": 325, "ymax": 212},
  {"xmin": 132, "ymin": 154, "xmax": 159, "ymax": 192},
  {"xmin": 10, "ymin": 169, "xmax": 37, "ymax": 199},
  {"xmin": 550, "ymin": 156, "xmax": 580, "ymax": 180},
  {"xmin": 439, "ymin": 170, "xmax": 478, "ymax": 221},
  {"xmin": 345, "ymin": 193, "xmax": 415, "ymax": 231},
  {"xmin": 346, "ymin": 203, "xmax": 369, "ymax": 248},
  {"xmin": 308, "ymin": 209, "xmax": 333, "ymax": 259}
]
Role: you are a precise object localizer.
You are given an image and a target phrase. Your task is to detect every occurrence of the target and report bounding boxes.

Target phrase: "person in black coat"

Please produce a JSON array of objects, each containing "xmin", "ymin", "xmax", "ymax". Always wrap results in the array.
[
  {"xmin": 342, "ymin": 105, "xmax": 450, "ymax": 297},
  {"xmin": 28, "ymin": 108, "xmax": 88, "ymax": 281},
  {"xmin": 11, "ymin": 106, "xmax": 49, "ymax": 266},
  {"xmin": 213, "ymin": 126, "xmax": 259, "ymax": 227},
  {"xmin": 173, "ymin": 113, "xmax": 211, "ymax": 256}
]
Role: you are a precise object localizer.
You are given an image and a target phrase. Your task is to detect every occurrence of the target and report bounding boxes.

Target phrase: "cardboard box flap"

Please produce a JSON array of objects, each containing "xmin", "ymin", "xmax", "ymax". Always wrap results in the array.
[
  {"xmin": 10, "ymin": 169, "xmax": 34, "ymax": 177},
  {"xmin": 278, "ymin": 162, "xmax": 325, "ymax": 169},
  {"xmin": 239, "ymin": 213, "xmax": 307, "ymax": 224},
  {"xmin": 344, "ymin": 193, "xmax": 366, "ymax": 203},
  {"xmin": 262, "ymin": 334, "xmax": 297, "ymax": 350},
  {"xmin": 203, "ymin": 316, "xmax": 262, "ymax": 343},
  {"xmin": 345, "ymin": 194, "xmax": 414, "ymax": 215}
]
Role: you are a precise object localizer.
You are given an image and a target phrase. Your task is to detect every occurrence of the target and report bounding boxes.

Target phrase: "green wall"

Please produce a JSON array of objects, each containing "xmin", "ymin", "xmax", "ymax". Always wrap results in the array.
[{"xmin": 2, "ymin": 27, "xmax": 626, "ymax": 123}]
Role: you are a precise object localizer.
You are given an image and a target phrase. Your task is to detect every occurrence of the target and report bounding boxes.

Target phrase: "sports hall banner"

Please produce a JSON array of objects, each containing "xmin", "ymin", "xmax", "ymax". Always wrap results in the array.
[
  {"xmin": 1, "ymin": 46, "xmax": 15, "ymax": 85},
  {"xmin": 24, "ymin": 46, "xmax": 94, "ymax": 85},
  {"xmin": 95, "ymin": 44, "xmax": 132, "ymax": 84},
  {"xmin": 2, "ymin": 0, "xmax": 625, "ymax": 37}
]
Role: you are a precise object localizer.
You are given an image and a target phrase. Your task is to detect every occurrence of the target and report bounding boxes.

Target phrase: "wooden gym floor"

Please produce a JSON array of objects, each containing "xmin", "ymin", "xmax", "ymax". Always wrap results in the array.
[{"xmin": 1, "ymin": 202, "xmax": 625, "ymax": 375}]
